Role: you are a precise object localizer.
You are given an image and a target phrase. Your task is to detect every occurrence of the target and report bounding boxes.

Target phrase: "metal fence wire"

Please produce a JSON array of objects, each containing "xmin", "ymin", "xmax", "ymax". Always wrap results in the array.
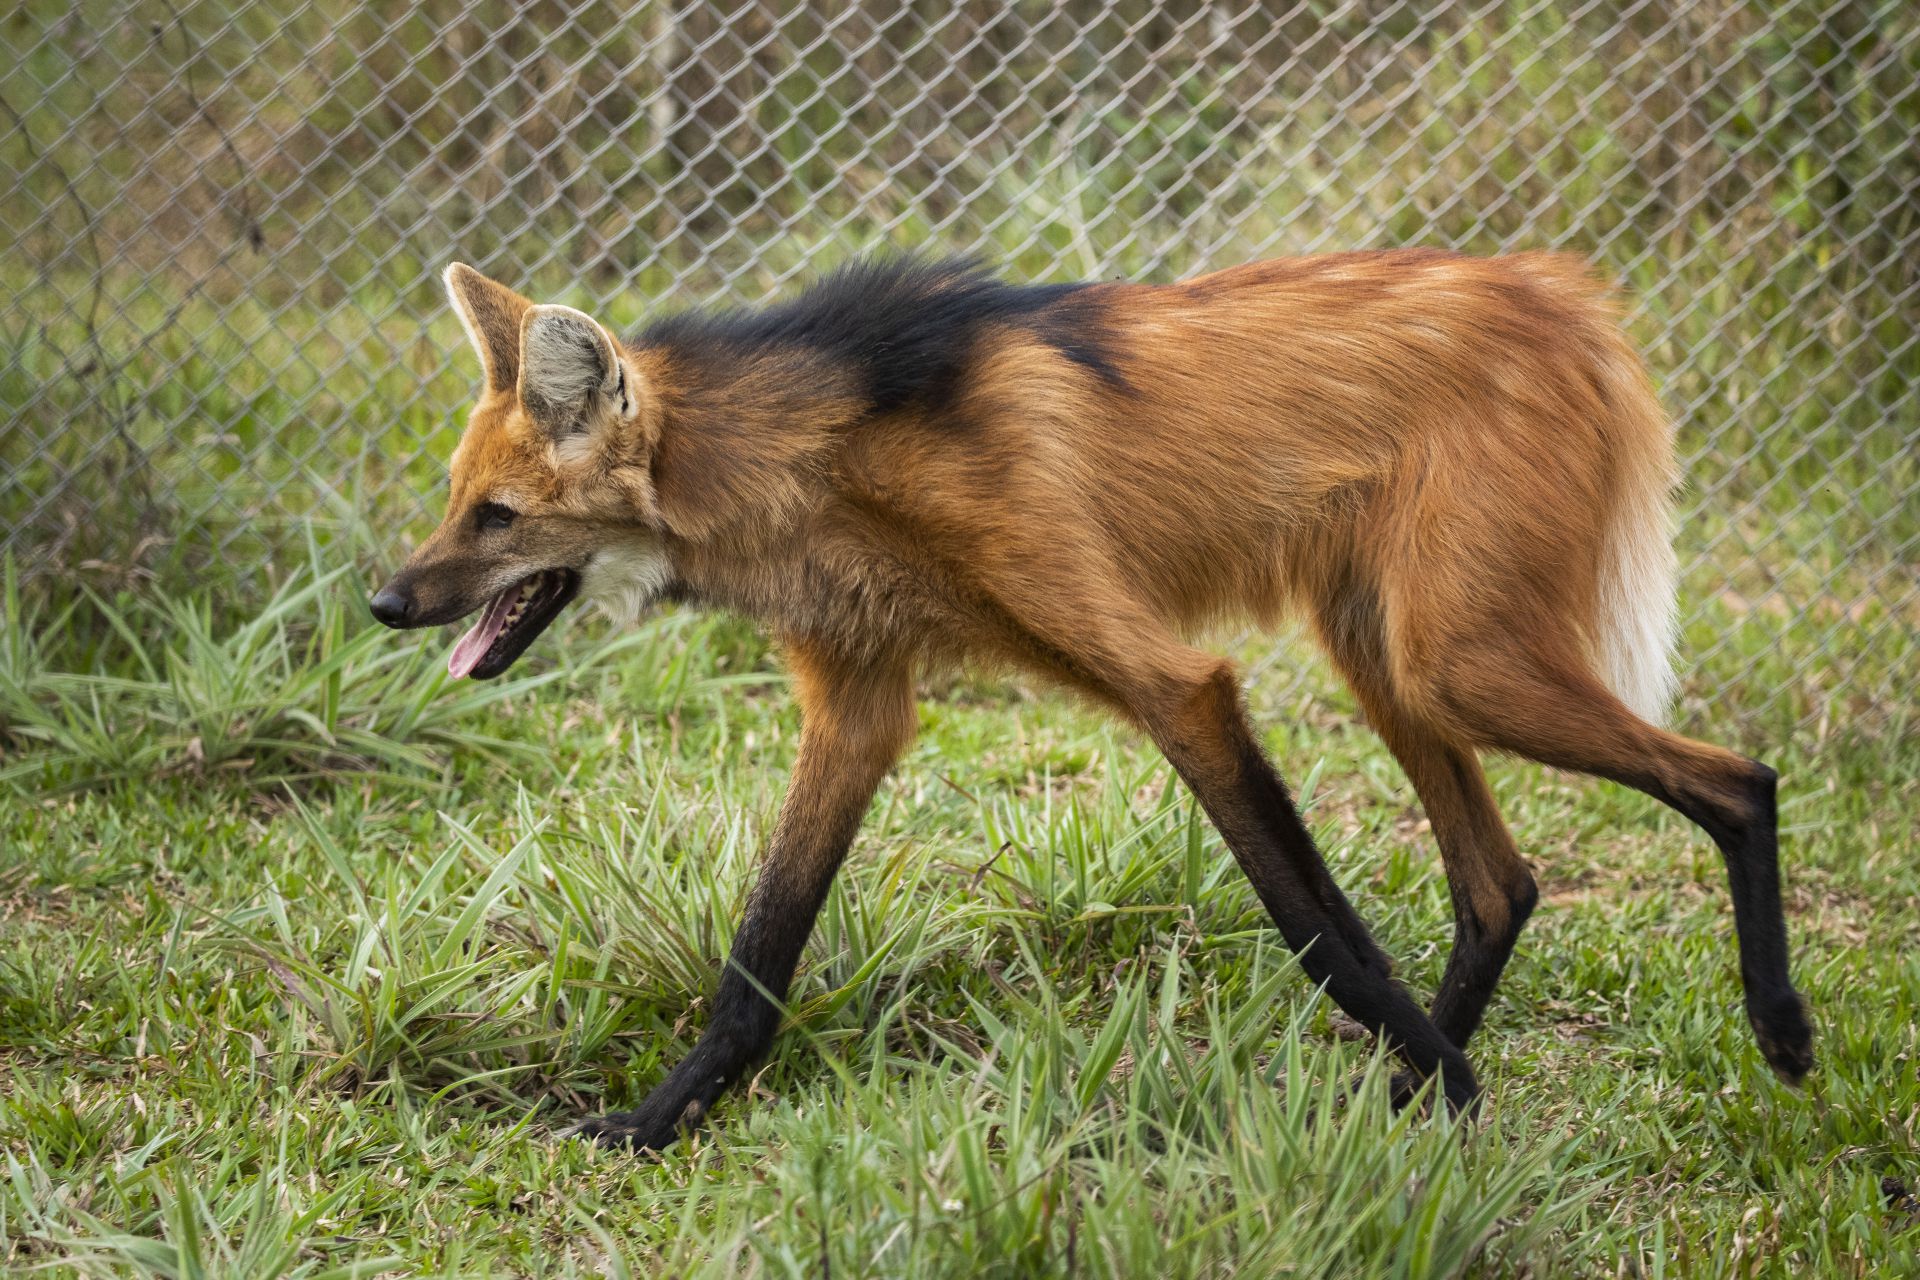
[{"xmin": 3, "ymin": 1, "xmax": 1916, "ymax": 728}]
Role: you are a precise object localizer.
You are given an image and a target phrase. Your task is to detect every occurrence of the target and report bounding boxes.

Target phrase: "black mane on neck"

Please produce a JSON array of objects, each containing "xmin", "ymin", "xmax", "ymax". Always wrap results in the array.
[{"xmin": 638, "ymin": 255, "xmax": 1123, "ymax": 420}]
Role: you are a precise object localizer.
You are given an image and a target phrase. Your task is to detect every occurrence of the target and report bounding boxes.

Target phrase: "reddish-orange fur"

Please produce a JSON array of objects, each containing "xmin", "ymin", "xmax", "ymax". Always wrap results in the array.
[{"xmin": 378, "ymin": 251, "xmax": 1812, "ymax": 1149}]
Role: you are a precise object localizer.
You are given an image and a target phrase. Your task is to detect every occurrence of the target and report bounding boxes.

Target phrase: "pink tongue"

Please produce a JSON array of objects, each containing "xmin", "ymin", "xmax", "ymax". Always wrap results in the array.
[{"xmin": 447, "ymin": 581, "xmax": 525, "ymax": 678}]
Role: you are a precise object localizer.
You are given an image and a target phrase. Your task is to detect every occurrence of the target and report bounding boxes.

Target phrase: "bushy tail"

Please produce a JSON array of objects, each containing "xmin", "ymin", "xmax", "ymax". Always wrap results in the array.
[{"xmin": 1591, "ymin": 346, "xmax": 1680, "ymax": 725}]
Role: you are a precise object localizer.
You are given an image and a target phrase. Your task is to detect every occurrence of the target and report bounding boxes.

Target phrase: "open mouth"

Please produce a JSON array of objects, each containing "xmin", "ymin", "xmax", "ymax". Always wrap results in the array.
[{"xmin": 447, "ymin": 568, "xmax": 580, "ymax": 679}]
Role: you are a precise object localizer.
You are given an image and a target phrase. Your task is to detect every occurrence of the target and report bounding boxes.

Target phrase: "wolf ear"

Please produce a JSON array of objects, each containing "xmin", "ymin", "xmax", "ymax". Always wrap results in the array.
[
  {"xmin": 444, "ymin": 263, "xmax": 532, "ymax": 392},
  {"xmin": 517, "ymin": 304, "xmax": 640, "ymax": 442}
]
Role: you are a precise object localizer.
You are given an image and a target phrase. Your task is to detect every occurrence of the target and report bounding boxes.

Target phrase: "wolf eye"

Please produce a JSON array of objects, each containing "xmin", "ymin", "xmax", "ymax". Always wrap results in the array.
[{"xmin": 476, "ymin": 502, "xmax": 516, "ymax": 531}]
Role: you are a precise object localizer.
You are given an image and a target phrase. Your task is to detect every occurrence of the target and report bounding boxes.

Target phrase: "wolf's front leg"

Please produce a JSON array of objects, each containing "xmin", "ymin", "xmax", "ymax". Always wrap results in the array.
[{"xmin": 574, "ymin": 646, "xmax": 916, "ymax": 1152}]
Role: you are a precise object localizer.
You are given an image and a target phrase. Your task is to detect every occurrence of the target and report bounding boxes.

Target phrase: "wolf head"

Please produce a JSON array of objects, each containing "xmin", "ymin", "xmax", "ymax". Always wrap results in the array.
[{"xmin": 369, "ymin": 265, "xmax": 674, "ymax": 678}]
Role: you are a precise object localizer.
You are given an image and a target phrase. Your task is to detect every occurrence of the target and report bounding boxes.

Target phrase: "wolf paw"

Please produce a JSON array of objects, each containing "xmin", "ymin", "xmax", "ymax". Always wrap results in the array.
[
  {"xmin": 567, "ymin": 1093, "xmax": 707, "ymax": 1153},
  {"xmin": 1345, "ymin": 1066, "xmax": 1481, "ymax": 1118},
  {"xmin": 1750, "ymin": 991, "xmax": 1815, "ymax": 1083},
  {"xmin": 1344, "ymin": 1069, "xmax": 1429, "ymax": 1113}
]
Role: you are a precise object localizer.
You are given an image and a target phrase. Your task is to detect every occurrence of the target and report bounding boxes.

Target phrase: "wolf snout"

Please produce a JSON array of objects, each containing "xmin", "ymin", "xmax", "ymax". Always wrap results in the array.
[{"xmin": 368, "ymin": 583, "xmax": 416, "ymax": 628}]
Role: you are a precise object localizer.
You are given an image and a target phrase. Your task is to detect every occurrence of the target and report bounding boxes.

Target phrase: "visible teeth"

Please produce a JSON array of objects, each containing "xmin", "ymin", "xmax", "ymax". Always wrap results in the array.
[{"xmin": 501, "ymin": 574, "xmax": 539, "ymax": 629}]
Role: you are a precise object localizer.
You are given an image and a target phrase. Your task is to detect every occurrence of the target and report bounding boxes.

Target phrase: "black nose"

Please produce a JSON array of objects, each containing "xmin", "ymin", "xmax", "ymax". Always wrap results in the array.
[{"xmin": 369, "ymin": 585, "xmax": 414, "ymax": 628}]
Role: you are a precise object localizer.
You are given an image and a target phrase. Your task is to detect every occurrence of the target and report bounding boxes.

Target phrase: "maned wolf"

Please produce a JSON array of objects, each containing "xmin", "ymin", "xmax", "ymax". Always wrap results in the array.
[{"xmin": 371, "ymin": 252, "xmax": 1812, "ymax": 1149}]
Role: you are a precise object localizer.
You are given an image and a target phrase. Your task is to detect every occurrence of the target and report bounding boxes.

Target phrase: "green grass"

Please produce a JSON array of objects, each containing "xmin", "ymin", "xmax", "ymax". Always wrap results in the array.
[{"xmin": 0, "ymin": 561, "xmax": 1915, "ymax": 1276}]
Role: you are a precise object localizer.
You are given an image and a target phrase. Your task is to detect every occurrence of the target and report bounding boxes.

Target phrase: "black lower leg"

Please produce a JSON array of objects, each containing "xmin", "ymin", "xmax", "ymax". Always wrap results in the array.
[
  {"xmin": 1242, "ymin": 768, "xmax": 1479, "ymax": 1110},
  {"xmin": 573, "ymin": 876, "xmax": 832, "ymax": 1150},
  {"xmin": 1156, "ymin": 672, "xmax": 1478, "ymax": 1111},
  {"xmin": 576, "ymin": 657, "xmax": 913, "ymax": 1151},
  {"xmin": 1648, "ymin": 760, "xmax": 1812, "ymax": 1079},
  {"xmin": 1429, "ymin": 879, "xmax": 1537, "ymax": 1047},
  {"xmin": 1228, "ymin": 715, "xmax": 1394, "ymax": 981}
]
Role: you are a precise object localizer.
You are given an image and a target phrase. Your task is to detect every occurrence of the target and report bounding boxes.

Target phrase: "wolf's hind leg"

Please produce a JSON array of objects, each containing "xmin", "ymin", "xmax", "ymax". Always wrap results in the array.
[
  {"xmin": 1355, "ymin": 704, "xmax": 1536, "ymax": 1049},
  {"xmin": 1121, "ymin": 653, "xmax": 1480, "ymax": 1112},
  {"xmin": 1409, "ymin": 634, "xmax": 1812, "ymax": 1082},
  {"xmin": 1315, "ymin": 594, "xmax": 1538, "ymax": 1051},
  {"xmin": 574, "ymin": 645, "xmax": 915, "ymax": 1151}
]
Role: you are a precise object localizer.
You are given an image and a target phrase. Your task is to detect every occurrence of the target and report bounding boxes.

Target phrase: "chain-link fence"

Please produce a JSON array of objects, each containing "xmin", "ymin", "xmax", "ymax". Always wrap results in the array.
[{"xmin": 4, "ymin": 1, "xmax": 1916, "ymax": 727}]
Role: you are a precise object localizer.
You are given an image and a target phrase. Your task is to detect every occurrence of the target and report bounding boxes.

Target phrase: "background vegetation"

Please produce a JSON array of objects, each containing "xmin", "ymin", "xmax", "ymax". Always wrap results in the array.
[{"xmin": 2, "ymin": 0, "xmax": 1916, "ymax": 1274}]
